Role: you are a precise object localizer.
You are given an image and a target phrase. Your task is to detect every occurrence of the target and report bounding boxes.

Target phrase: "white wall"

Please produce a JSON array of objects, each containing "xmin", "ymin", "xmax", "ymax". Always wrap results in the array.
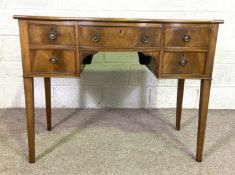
[{"xmin": 0, "ymin": 0, "xmax": 235, "ymax": 109}]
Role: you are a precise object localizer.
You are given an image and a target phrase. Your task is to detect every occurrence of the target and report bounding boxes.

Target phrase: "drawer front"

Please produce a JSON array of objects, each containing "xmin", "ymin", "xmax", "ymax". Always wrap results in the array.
[
  {"xmin": 164, "ymin": 28, "xmax": 209, "ymax": 47},
  {"xmin": 162, "ymin": 52, "xmax": 206, "ymax": 75},
  {"xmin": 79, "ymin": 26, "xmax": 162, "ymax": 48},
  {"xmin": 29, "ymin": 24, "xmax": 75, "ymax": 45},
  {"xmin": 30, "ymin": 50, "xmax": 76, "ymax": 74}
]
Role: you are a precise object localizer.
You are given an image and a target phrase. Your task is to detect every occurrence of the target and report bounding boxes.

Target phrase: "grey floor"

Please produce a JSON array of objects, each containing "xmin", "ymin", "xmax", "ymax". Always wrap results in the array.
[{"xmin": 0, "ymin": 108, "xmax": 234, "ymax": 175}]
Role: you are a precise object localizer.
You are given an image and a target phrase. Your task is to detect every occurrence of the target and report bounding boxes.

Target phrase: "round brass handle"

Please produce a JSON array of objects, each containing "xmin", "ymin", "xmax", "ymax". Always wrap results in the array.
[
  {"xmin": 49, "ymin": 55, "xmax": 58, "ymax": 64},
  {"xmin": 91, "ymin": 32, "xmax": 100, "ymax": 42},
  {"xmin": 178, "ymin": 56, "xmax": 188, "ymax": 66},
  {"xmin": 182, "ymin": 32, "xmax": 191, "ymax": 42},
  {"xmin": 48, "ymin": 31, "xmax": 57, "ymax": 40},
  {"xmin": 141, "ymin": 34, "xmax": 150, "ymax": 43}
]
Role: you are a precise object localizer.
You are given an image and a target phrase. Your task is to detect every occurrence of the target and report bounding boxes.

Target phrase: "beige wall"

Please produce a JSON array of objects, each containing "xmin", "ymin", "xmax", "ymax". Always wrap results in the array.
[{"xmin": 0, "ymin": 0, "xmax": 235, "ymax": 109}]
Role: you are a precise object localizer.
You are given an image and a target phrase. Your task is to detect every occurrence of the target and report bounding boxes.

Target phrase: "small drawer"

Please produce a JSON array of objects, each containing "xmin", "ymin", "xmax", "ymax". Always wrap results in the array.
[
  {"xmin": 29, "ymin": 24, "xmax": 75, "ymax": 45},
  {"xmin": 30, "ymin": 50, "xmax": 76, "ymax": 74},
  {"xmin": 79, "ymin": 26, "xmax": 162, "ymax": 48},
  {"xmin": 162, "ymin": 52, "xmax": 206, "ymax": 75},
  {"xmin": 164, "ymin": 28, "xmax": 209, "ymax": 48}
]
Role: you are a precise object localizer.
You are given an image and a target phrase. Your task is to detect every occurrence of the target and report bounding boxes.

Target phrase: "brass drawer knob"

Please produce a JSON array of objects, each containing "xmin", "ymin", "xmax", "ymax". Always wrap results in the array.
[
  {"xmin": 182, "ymin": 32, "xmax": 191, "ymax": 42},
  {"xmin": 48, "ymin": 31, "xmax": 57, "ymax": 40},
  {"xmin": 49, "ymin": 55, "xmax": 58, "ymax": 64},
  {"xmin": 178, "ymin": 55, "xmax": 187, "ymax": 66},
  {"xmin": 141, "ymin": 34, "xmax": 150, "ymax": 43},
  {"xmin": 91, "ymin": 32, "xmax": 100, "ymax": 42}
]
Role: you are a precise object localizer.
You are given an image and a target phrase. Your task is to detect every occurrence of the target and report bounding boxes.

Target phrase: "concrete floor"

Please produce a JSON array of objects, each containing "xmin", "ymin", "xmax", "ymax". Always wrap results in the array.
[{"xmin": 0, "ymin": 108, "xmax": 234, "ymax": 175}]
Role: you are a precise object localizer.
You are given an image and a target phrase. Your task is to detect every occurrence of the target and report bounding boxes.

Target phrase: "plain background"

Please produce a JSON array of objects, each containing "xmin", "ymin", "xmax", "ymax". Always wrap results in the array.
[{"xmin": 0, "ymin": 0, "xmax": 235, "ymax": 109}]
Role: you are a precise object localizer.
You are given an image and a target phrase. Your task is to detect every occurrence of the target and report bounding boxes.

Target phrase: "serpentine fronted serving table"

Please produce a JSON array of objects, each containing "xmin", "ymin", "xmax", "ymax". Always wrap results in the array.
[{"xmin": 13, "ymin": 15, "xmax": 223, "ymax": 163}]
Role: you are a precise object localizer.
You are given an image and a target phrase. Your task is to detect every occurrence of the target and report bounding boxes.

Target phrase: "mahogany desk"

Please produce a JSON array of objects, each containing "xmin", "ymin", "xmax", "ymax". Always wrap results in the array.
[{"xmin": 13, "ymin": 15, "xmax": 223, "ymax": 163}]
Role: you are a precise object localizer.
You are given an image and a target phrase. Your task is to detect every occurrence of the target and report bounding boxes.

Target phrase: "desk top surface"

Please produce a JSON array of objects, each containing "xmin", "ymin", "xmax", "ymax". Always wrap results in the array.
[{"xmin": 13, "ymin": 15, "xmax": 224, "ymax": 24}]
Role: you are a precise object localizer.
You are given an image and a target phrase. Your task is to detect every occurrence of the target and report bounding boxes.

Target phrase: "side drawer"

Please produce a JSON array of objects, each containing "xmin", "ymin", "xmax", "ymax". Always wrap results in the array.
[
  {"xmin": 164, "ymin": 27, "xmax": 209, "ymax": 48},
  {"xmin": 162, "ymin": 52, "xmax": 206, "ymax": 76},
  {"xmin": 29, "ymin": 24, "xmax": 75, "ymax": 45},
  {"xmin": 30, "ymin": 50, "xmax": 76, "ymax": 75}
]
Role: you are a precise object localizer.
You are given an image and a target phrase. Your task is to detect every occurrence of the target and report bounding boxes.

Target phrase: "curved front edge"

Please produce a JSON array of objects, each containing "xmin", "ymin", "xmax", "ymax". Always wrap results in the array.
[
  {"xmin": 79, "ymin": 51, "xmax": 98, "ymax": 74},
  {"xmin": 138, "ymin": 51, "xmax": 160, "ymax": 78}
]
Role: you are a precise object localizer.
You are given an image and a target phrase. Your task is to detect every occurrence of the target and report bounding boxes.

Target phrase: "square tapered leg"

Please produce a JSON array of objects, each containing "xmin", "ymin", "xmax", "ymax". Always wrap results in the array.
[
  {"xmin": 23, "ymin": 77, "xmax": 35, "ymax": 163},
  {"xmin": 196, "ymin": 79, "xmax": 211, "ymax": 162},
  {"xmin": 176, "ymin": 79, "xmax": 185, "ymax": 131},
  {"xmin": 44, "ymin": 77, "xmax": 51, "ymax": 131}
]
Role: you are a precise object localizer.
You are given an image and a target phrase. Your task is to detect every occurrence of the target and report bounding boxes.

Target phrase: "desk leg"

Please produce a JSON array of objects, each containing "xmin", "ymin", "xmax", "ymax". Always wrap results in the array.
[
  {"xmin": 23, "ymin": 77, "xmax": 35, "ymax": 163},
  {"xmin": 196, "ymin": 79, "xmax": 211, "ymax": 162},
  {"xmin": 176, "ymin": 79, "xmax": 185, "ymax": 131},
  {"xmin": 44, "ymin": 77, "xmax": 51, "ymax": 131}
]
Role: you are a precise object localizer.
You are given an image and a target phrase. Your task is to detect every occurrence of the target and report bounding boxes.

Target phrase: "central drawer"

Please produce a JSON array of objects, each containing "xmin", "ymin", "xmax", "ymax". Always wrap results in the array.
[
  {"xmin": 79, "ymin": 26, "xmax": 162, "ymax": 48},
  {"xmin": 30, "ymin": 50, "xmax": 76, "ymax": 74}
]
